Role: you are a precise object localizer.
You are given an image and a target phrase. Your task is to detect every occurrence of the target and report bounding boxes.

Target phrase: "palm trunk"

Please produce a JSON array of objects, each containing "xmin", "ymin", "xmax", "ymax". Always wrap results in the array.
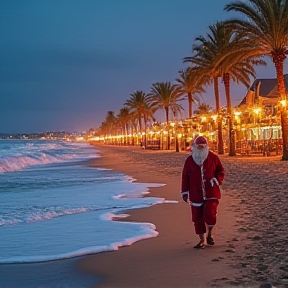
[
  {"xmin": 213, "ymin": 76, "xmax": 224, "ymax": 154},
  {"xmin": 132, "ymin": 122, "xmax": 136, "ymax": 146},
  {"xmin": 144, "ymin": 117, "xmax": 147, "ymax": 149},
  {"xmin": 188, "ymin": 92, "xmax": 193, "ymax": 118},
  {"xmin": 165, "ymin": 107, "xmax": 170, "ymax": 150},
  {"xmin": 175, "ymin": 135, "xmax": 179, "ymax": 152},
  {"xmin": 138, "ymin": 116, "xmax": 144, "ymax": 147},
  {"xmin": 223, "ymin": 73, "xmax": 236, "ymax": 156},
  {"xmin": 138, "ymin": 116, "xmax": 142, "ymax": 132},
  {"xmin": 273, "ymin": 56, "xmax": 288, "ymax": 160},
  {"xmin": 281, "ymin": 110, "xmax": 288, "ymax": 160}
]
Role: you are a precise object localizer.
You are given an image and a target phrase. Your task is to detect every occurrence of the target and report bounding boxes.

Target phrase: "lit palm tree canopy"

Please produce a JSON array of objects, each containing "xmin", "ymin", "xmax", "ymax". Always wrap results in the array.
[
  {"xmin": 148, "ymin": 82, "xmax": 184, "ymax": 124},
  {"xmin": 117, "ymin": 107, "xmax": 131, "ymax": 136},
  {"xmin": 100, "ymin": 110, "xmax": 117, "ymax": 134},
  {"xmin": 225, "ymin": 0, "xmax": 288, "ymax": 160},
  {"xmin": 194, "ymin": 103, "xmax": 213, "ymax": 115},
  {"xmin": 191, "ymin": 21, "xmax": 264, "ymax": 114},
  {"xmin": 124, "ymin": 91, "xmax": 154, "ymax": 132},
  {"xmin": 175, "ymin": 68, "xmax": 206, "ymax": 118}
]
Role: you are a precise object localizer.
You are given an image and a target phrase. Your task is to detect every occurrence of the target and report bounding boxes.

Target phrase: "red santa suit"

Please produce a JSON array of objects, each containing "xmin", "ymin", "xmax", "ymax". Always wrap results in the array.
[{"xmin": 181, "ymin": 148, "xmax": 225, "ymax": 235}]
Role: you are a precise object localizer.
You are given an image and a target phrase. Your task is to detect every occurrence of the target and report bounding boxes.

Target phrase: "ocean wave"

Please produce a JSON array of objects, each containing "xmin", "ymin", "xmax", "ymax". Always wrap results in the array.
[
  {"xmin": 0, "ymin": 221, "xmax": 159, "ymax": 264},
  {"xmin": 0, "ymin": 154, "xmax": 69, "ymax": 173},
  {"xmin": 0, "ymin": 203, "xmax": 147, "ymax": 227},
  {"xmin": 0, "ymin": 140, "xmax": 97, "ymax": 173},
  {"xmin": 0, "ymin": 206, "xmax": 94, "ymax": 226}
]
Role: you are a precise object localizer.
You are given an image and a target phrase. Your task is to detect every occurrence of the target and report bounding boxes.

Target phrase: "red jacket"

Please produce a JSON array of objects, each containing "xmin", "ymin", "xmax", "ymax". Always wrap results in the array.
[{"xmin": 181, "ymin": 151, "xmax": 225, "ymax": 203}]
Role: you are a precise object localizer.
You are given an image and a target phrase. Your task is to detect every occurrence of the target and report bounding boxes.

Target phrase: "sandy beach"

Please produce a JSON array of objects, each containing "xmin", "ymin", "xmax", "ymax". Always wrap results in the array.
[{"xmin": 76, "ymin": 144, "xmax": 288, "ymax": 288}]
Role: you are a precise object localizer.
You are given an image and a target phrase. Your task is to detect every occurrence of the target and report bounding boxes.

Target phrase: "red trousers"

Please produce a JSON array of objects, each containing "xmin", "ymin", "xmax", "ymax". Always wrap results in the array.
[{"xmin": 190, "ymin": 199, "xmax": 219, "ymax": 235}]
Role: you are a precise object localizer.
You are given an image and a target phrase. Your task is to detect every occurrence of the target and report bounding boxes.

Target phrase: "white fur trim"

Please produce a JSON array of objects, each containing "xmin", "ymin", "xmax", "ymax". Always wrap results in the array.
[
  {"xmin": 181, "ymin": 191, "xmax": 189, "ymax": 195},
  {"xmin": 190, "ymin": 202, "xmax": 203, "ymax": 207},
  {"xmin": 210, "ymin": 177, "xmax": 219, "ymax": 187}
]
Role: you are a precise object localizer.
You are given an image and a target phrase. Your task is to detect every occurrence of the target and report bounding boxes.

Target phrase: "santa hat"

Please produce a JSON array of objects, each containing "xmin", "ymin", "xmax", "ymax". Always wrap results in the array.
[{"xmin": 194, "ymin": 136, "xmax": 208, "ymax": 146}]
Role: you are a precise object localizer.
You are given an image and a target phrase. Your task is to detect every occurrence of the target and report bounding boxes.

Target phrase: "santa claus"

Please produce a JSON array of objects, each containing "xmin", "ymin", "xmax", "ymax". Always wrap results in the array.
[{"xmin": 181, "ymin": 136, "xmax": 225, "ymax": 249}]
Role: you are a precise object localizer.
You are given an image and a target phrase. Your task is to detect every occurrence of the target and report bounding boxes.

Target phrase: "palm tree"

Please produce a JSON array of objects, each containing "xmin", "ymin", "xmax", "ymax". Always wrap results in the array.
[
  {"xmin": 149, "ymin": 82, "xmax": 184, "ymax": 123},
  {"xmin": 225, "ymin": 0, "xmax": 288, "ymax": 160},
  {"xmin": 124, "ymin": 91, "xmax": 149, "ymax": 132},
  {"xmin": 184, "ymin": 23, "xmax": 227, "ymax": 154},
  {"xmin": 124, "ymin": 91, "xmax": 154, "ymax": 148},
  {"xmin": 117, "ymin": 107, "xmax": 131, "ymax": 145},
  {"xmin": 148, "ymin": 82, "xmax": 184, "ymax": 150},
  {"xmin": 185, "ymin": 21, "xmax": 264, "ymax": 156},
  {"xmin": 194, "ymin": 103, "xmax": 213, "ymax": 115},
  {"xmin": 175, "ymin": 68, "xmax": 206, "ymax": 118},
  {"xmin": 100, "ymin": 111, "xmax": 117, "ymax": 143}
]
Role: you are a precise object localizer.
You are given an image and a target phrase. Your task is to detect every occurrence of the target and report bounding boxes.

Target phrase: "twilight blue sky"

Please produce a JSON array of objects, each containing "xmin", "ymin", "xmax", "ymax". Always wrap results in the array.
[{"xmin": 0, "ymin": 0, "xmax": 286, "ymax": 133}]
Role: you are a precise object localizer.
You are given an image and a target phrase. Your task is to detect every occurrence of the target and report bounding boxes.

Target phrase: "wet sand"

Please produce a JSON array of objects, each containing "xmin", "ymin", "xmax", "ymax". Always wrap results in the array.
[{"xmin": 77, "ymin": 144, "xmax": 288, "ymax": 288}]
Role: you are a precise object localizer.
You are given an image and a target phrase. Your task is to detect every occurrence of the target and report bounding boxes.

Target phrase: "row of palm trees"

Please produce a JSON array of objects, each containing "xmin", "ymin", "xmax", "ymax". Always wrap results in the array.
[{"xmin": 98, "ymin": 0, "xmax": 288, "ymax": 160}]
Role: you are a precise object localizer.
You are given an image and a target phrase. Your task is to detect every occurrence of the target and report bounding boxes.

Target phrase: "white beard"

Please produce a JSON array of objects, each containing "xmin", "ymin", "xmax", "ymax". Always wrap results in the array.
[{"xmin": 192, "ymin": 146, "xmax": 209, "ymax": 166}]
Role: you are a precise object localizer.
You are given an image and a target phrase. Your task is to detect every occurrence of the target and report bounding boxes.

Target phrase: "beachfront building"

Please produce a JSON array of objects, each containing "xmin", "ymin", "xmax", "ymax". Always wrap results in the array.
[{"xmin": 233, "ymin": 75, "xmax": 288, "ymax": 155}]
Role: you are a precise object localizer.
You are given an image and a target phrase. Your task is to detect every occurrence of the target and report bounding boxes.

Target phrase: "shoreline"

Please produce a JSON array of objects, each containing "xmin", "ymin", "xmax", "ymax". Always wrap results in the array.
[{"xmin": 77, "ymin": 144, "xmax": 266, "ymax": 288}]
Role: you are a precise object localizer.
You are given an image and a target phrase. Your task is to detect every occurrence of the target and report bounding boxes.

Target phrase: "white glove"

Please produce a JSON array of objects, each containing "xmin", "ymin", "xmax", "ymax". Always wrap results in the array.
[{"xmin": 210, "ymin": 177, "xmax": 219, "ymax": 187}]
